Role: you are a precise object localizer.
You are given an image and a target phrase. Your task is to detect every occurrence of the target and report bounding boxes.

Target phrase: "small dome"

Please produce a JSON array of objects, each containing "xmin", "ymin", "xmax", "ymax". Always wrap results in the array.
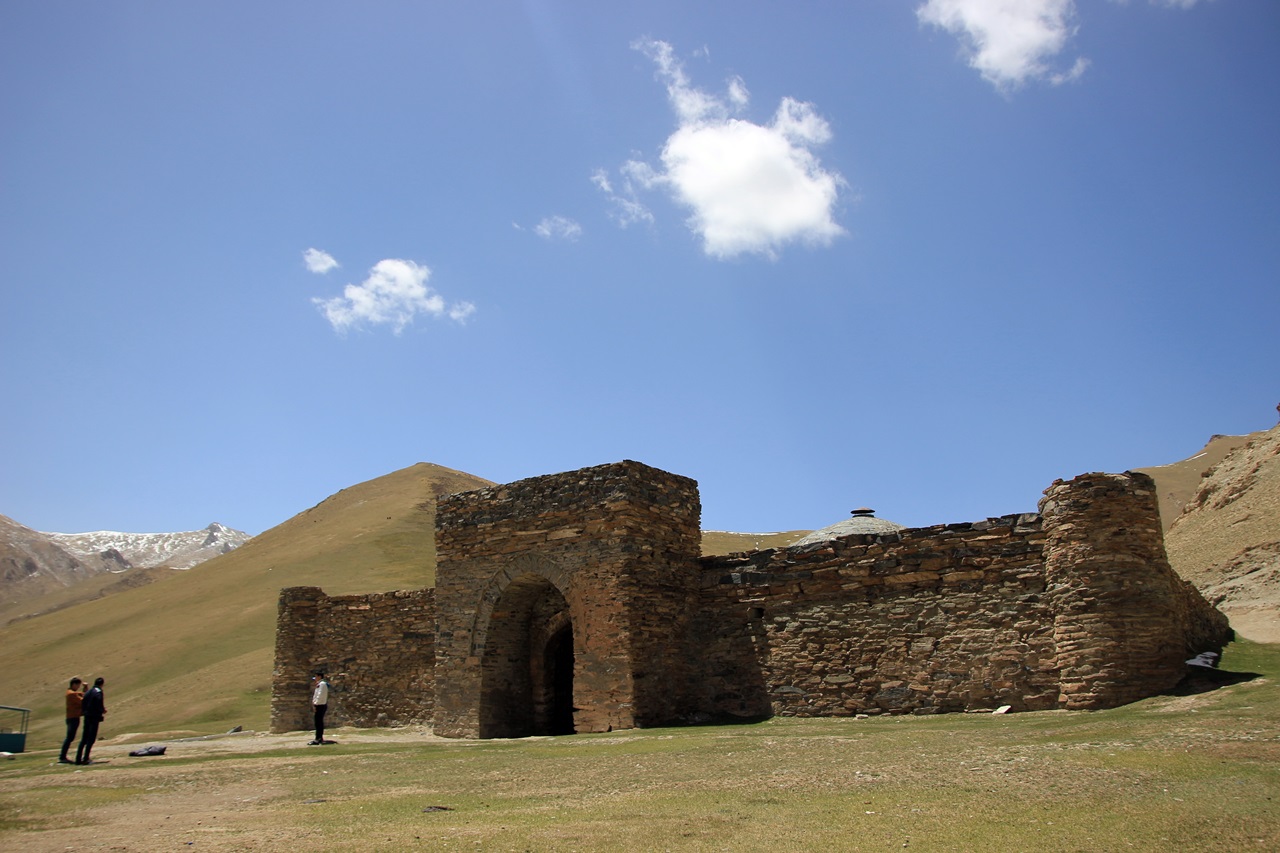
[{"xmin": 790, "ymin": 508, "xmax": 905, "ymax": 548}]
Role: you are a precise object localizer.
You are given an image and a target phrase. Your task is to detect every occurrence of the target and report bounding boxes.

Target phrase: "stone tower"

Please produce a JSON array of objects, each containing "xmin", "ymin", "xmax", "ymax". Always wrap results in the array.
[
  {"xmin": 431, "ymin": 461, "xmax": 702, "ymax": 738},
  {"xmin": 1040, "ymin": 471, "xmax": 1227, "ymax": 709}
]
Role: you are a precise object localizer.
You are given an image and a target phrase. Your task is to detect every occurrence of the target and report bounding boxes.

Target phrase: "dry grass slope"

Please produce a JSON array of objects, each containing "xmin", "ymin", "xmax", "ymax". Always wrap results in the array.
[
  {"xmin": 1161, "ymin": 424, "xmax": 1280, "ymax": 642},
  {"xmin": 0, "ymin": 463, "xmax": 492, "ymax": 743},
  {"xmin": 700, "ymin": 530, "xmax": 809, "ymax": 556},
  {"xmin": 1134, "ymin": 431, "xmax": 1264, "ymax": 531}
]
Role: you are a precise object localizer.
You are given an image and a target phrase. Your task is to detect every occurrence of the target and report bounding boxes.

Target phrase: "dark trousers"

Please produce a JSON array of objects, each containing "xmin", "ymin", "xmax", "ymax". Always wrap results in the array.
[
  {"xmin": 76, "ymin": 717, "xmax": 101, "ymax": 764},
  {"xmin": 314, "ymin": 704, "xmax": 327, "ymax": 742},
  {"xmin": 60, "ymin": 718, "xmax": 80, "ymax": 760}
]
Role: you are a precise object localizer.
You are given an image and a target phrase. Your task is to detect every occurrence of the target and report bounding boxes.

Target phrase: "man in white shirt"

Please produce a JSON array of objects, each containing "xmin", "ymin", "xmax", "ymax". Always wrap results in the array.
[{"xmin": 309, "ymin": 673, "xmax": 330, "ymax": 745}]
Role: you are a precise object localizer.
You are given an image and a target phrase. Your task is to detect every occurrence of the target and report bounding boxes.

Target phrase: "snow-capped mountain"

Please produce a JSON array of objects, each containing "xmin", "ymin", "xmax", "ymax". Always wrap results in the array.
[
  {"xmin": 1, "ymin": 514, "xmax": 110, "ymax": 592},
  {"xmin": 44, "ymin": 522, "xmax": 252, "ymax": 570}
]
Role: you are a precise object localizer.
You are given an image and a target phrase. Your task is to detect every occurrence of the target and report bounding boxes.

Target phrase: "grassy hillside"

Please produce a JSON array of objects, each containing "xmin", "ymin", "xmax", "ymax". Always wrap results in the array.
[
  {"xmin": 0, "ymin": 463, "xmax": 492, "ymax": 743},
  {"xmin": 0, "ymin": 563, "xmax": 177, "ymax": 628}
]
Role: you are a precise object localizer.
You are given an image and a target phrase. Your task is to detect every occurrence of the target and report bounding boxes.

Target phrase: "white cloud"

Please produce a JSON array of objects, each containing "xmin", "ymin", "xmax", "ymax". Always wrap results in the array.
[
  {"xmin": 533, "ymin": 215, "xmax": 583, "ymax": 241},
  {"xmin": 917, "ymin": 0, "xmax": 1087, "ymax": 91},
  {"xmin": 605, "ymin": 38, "xmax": 845, "ymax": 260},
  {"xmin": 311, "ymin": 258, "xmax": 474, "ymax": 335},
  {"xmin": 448, "ymin": 301, "xmax": 477, "ymax": 323},
  {"xmin": 591, "ymin": 167, "xmax": 655, "ymax": 228},
  {"xmin": 303, "ymin": 247, "xmax": 339, "ymax": 274}
]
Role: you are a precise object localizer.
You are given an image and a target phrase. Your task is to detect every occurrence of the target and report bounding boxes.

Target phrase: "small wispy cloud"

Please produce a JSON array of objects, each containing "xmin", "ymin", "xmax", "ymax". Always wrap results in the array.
[
  {"xmin": 533, "ymin": 215, "xmax": 584, "ymax": 241},
  {"xmin": 917, "ymin": 0, "xmax": 1087, "ymax": 91},
  {"xmin": 591, "ymin": 168, "xmax": 656, "ymax": 228},
  {"xmin": 303, "ymin": 247, "xmax": 339, "ymax": 274},
  {"xmin": 448, "ymin": 302, "xmax": 477, "ymax": 323},
  {"xmin": 598, "ymin": 38, "xmax": 845, "ymax": 260},
  {"xmin": 309, "ymin": 257, "xmax": 475, "ymax": 335}
]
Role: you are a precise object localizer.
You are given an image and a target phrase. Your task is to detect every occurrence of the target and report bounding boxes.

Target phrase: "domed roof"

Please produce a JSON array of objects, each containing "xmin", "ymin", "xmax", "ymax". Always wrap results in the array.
[{"xmin": 789, "ymin": 508, "xmax": 905, "ymax": 548}]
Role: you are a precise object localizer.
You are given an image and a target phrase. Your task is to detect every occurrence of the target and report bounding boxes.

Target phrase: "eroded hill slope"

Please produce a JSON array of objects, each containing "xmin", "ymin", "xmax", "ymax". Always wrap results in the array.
[{"xmin": 1162, "ymin": 425, "xmax": 1280, "ymax": 642}]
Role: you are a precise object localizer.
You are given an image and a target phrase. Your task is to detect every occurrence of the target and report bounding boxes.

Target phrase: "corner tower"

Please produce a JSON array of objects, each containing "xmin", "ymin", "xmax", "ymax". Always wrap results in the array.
[
  {"xmin": 432, "ymin": 461, "xmax": 702, "ymax": 738},
  {"xmin": 1041, "ymin": 471, "xmax": 1231, "ymax": 709}
]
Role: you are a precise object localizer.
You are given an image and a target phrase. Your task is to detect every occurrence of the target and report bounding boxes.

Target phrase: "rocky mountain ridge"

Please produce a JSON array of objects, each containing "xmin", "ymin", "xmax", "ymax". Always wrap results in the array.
[
  {"xmin": 43, "ymin": 522, "xmax": 251, "ymax": 570},
  {"xmin": 0, "ymin": 514, "xmax": 118, "ymax": 598},
  {"xmin": 0, "ymin": 517, "xmax": 251, "ymax": 614}
]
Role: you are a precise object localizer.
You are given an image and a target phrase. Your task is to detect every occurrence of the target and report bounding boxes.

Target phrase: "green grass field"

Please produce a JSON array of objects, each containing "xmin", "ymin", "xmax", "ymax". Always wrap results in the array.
[{"xmin": 2, "ymin": 639, "xmax": 1276, "ymax": 851}]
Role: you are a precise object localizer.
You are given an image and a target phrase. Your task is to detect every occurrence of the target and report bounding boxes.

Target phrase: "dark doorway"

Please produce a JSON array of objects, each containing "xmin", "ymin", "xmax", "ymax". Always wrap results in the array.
[
  {"xmin": 544, "ymin": 623, "xmax": 575, "ymax": 735},
  {"xmin": 477, "ymin": 574, "xmax": 573, "ymax": 738}
]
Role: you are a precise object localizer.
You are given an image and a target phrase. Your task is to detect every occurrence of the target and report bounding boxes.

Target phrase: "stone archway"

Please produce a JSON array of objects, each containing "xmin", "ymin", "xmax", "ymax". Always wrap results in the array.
[
  {"xmin": 477, "ymin": 573, "xmax": 574, "ymax": 738},
  {"xmin": 531, "ymin": 611, "xmax": 575, "ymax": 735},
  {"xmin": 431, "ymin": 461, "xmax": 704, "ymax": 739}
]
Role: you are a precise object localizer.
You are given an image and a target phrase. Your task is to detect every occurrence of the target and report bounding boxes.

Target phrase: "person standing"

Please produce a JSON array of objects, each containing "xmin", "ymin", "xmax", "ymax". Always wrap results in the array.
[
  {"xmin": 309, "ymin": 672, "xmax": 330, "ymax": 745},
  {"xmin": 58, "ymin": 678, "xmax": 84, "ymax": 764},
  {"xmin": 75, "ymin": 677, "xmax": 106, "ymax": 765}
]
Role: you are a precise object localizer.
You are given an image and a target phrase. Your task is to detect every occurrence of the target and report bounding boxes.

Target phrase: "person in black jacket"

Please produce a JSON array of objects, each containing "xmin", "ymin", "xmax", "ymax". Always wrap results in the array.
[{"xmin": 76, "ymin": 678, "xmax": 106, "ymax": 765}]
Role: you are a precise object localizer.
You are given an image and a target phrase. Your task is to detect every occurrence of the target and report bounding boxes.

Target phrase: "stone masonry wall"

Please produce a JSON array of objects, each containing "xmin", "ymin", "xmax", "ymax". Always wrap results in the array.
[
  {"xmin": 271, "ymin": 587, "xmax": 435, "ymax": 733},
  {"xmin": 273, "ymin": 461, "xmax": 1232, "ymax": 737},
  {"xmin": 1040, "ymin": 472, "xmax": 1233, "ymax": 709},
  {"xmin": 271, "ymin": 586, "xmax": 322, "ymax": 733},
  {"xmin": 433, "ymin": 461, "xmax": 701, "ymax": 738},
  {"xmin": 692, "ymin": 471, "xmax": 1232, "ymax": 720},
  {"xmin": 696, "ymin": 514, "xmax": 1059, "ymax": 718}
]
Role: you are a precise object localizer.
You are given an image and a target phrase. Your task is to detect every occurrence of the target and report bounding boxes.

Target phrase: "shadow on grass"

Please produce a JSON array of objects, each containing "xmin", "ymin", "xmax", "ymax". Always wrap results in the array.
[{"xmin": 1168, "ymin": 663, "xmax": 1261, "ymax": 696}]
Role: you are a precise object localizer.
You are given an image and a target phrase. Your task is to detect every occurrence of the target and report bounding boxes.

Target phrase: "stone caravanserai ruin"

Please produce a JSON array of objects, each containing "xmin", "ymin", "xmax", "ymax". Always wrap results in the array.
[{"xmin": 272, "ymin": 460, "xmax": 1231, "ymax": 738}]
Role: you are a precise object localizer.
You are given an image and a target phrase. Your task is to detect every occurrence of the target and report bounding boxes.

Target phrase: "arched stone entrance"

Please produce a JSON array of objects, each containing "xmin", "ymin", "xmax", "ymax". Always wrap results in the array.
[
  {"xmin": 431, "ymin": 461, "xmax": 703, "ymax": 739},
  {"xmin": 478, "ymin": 574, "xmax": 575, "ymax": 737}
]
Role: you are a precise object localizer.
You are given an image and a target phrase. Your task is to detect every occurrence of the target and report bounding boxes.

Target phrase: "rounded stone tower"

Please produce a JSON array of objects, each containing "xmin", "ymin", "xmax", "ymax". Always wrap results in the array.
[{"xmin": 1040, "ymin": 472, "xmax": 1199, "ymax": 709}]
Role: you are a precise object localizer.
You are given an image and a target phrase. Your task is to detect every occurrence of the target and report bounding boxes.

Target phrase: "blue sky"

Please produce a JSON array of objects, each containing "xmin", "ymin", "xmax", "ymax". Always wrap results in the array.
[{"xmin": 2, "ymin": 1, "xmax": 1277, "ymax": 537}]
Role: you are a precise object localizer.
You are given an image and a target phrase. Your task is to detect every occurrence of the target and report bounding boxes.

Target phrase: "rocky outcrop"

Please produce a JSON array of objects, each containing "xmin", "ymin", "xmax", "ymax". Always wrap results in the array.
[
  {"xmin": 1165, "ymin": 424, "xmax": 1280, "ymax": 642},
  {"xmin": 45, "ymin": 522, "xmax": 251, "ymax": 570}
]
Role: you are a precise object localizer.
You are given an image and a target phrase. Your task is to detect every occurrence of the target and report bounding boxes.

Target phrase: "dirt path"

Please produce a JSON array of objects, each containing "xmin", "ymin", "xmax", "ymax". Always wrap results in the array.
[{"xmin": 1, "ymin": 727, "xmax": 450, "ymax": 852}]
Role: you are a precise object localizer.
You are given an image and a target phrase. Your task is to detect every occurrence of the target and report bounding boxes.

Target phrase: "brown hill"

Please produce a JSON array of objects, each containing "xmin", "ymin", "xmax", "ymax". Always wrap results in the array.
[
  {"xmin": 0, "ymin": 514, "xmax": 131, "ymax": 611},
  {"xmin": 1160, "ymin": 425, "xmax": 1280, "ymax": 643},
  {"xmin": 1133, "ymin": 432, "xmax": 1265, "ymax": 532},
  {"xmin": 700, "ymin": 530, "xmax": 809, "ymax": 556},
  {"xmin": 0, "ymin": 462, "xmax": 493, "ymax": 742}
]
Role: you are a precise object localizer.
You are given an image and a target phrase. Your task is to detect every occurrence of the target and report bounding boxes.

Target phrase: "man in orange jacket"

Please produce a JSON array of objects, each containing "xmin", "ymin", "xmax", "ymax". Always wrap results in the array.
[{"xmin": 59, "ymin": 677, "xmax": 84, "ymax": 764}]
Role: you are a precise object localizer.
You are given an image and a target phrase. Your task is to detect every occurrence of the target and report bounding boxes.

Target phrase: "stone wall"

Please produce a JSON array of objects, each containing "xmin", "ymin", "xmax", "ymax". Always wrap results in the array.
[
  {"xmin": 271, "ymin": 587, "xmax": 435, "ymax": 733},
  {"xmin": 432, "ymin": 461, "xmax": 701, "ymax": 738},
  {"xmin": 693, "ymin": 471, "xmax": 1232, "ymax": 719},
  {"xmin": 1040, "ymin": 472, "xmax": 1231, "ymax": 709},
  {"xmin": 696, "ymin": 513, "xmax": 1058, "ymax": 718},
  {"xmin": 272, "ymin": 462, "xmax": 1232, "ymax": 736}
]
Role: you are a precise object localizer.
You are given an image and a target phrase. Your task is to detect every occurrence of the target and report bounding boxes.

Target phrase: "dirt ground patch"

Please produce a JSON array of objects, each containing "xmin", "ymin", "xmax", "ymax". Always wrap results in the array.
[{"xmin": 0, "ymin": 728, "xmax": 452, "ymax": 851}]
